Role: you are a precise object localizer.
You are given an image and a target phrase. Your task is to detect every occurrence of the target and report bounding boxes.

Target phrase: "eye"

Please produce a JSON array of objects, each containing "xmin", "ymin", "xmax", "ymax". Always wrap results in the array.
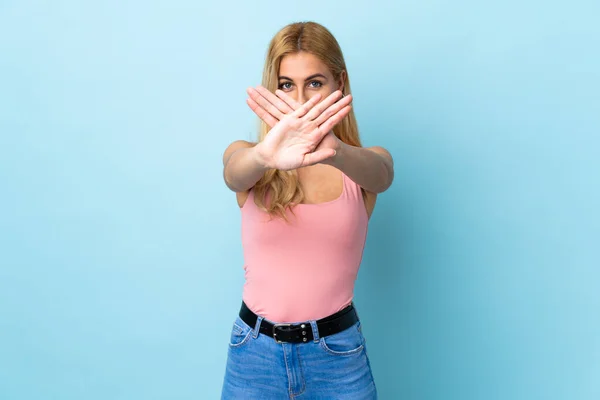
[
  {"xmin": 278, "ymin": 81, "xmax": 293, "ymax": 90},
  {"xmin": 308, "ymin": 80, "xmax": 323, "ymax": 88}
]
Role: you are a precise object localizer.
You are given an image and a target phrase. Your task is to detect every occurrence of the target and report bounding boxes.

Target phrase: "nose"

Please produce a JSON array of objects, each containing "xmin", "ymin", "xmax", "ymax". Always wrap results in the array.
[{"xmin": 297, "ymin": 89, "xmax": 307, "ymax": 105}]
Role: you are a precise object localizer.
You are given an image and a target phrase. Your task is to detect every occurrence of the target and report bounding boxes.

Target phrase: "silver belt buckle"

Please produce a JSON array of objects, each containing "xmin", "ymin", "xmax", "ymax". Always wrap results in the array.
[{"xmin": 272, "ymin": 323, "xmax": 291, "ymax": 343}]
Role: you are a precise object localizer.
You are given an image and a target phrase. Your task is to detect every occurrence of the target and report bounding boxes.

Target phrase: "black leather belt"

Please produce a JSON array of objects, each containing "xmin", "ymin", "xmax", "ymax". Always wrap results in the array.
[{"xmin": 239, "ymin": 301, "xmax": 359, "ymax": 344}]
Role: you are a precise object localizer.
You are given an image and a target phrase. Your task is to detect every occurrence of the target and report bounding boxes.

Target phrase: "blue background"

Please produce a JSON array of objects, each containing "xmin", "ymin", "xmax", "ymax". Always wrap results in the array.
[{"xmin": 1, "ymin": 1, "xmax": 599, "ymax": 399}]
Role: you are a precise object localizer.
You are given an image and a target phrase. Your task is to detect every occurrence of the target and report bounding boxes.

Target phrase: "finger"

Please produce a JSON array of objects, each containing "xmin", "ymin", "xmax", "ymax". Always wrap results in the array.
[
  {"xmin": 255, "ymin": 86, "xmax": 294, "ymax": 114},
  {"xmin": 301, "ymin": 148, "xmax": 337, "ymax": 167},
  {"xmin": 275, "ymin": 89, "xmax": 301, "ymax": 111},
  {"xmin": 247, "ymin": 87, "xmax": 285, "ymax": 121},
  {"xmin": 292, "ymin": 93, "xmax": 322, "ymax": 118},
  {"xmin": 304, "ymin": 90, "xmax": 347, "ymax": 121},
  {"xmin": 246, "ymin": 97, "xmax": 277, "ymax": 128},
  {"xmin": 313, "ymin": 94, "xmax": 353, "ymax": 126},
  {"xmin": 318, "ymin": 105, "xmax": 352, "ymax": 133}
]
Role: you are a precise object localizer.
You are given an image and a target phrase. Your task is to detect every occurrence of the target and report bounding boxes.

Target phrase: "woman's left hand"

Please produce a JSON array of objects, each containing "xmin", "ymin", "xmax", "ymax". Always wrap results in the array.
[{"xmin": 246, "ymin": 86, "xmax": 345, "ymax": 158}]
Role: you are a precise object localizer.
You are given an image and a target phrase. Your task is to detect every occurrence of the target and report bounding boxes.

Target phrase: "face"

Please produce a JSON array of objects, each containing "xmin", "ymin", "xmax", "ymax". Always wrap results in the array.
[{"xmin": 277, "ymin": 51, "xmax": 344, "ymax": 104}]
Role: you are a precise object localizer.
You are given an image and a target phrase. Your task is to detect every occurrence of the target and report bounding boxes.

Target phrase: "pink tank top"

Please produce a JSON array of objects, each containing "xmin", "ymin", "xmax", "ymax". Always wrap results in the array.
[{"xmin": 240, "ymin": 171, "xmax": 369, "ymax": 323}]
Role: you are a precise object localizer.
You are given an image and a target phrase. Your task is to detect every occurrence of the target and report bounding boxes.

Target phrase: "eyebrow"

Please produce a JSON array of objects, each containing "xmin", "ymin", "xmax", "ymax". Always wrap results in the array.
[{"xmin": 278, "ymin": 73, "xmax": 328, "ymax": 81}]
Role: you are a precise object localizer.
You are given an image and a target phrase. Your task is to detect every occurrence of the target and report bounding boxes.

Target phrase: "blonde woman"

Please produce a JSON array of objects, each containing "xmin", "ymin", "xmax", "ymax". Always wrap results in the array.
[{"xmin": 221, "ymin": 21, "xmax": 393, "ymax": 399}]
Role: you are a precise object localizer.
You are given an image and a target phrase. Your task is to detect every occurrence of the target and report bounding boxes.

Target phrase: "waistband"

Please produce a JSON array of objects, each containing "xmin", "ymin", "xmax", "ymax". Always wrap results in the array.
[{"xmin": 239, "ymin": 301, "xmax": 359, "ymax": 344}]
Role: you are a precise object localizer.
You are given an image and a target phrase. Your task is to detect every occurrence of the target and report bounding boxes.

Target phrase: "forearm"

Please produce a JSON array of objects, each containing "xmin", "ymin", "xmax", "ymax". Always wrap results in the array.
[
  {"xmin": 326, "ymin": 142, "xmax": 394, "ymax": 193},
  {"xmin": 223, "ymin": 146, "xmax": 269, "ymax": 192}
]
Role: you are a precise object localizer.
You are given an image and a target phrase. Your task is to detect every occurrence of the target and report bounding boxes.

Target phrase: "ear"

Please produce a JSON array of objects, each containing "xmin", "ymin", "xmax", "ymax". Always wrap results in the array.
[{"xmin": 338, "ymin": 70, "xmax": 347, "ymax": 93}]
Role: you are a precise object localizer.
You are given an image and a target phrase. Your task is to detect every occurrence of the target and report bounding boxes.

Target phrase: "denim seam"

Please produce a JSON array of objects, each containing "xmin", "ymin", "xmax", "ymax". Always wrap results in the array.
[
  {"xmin": 291, "ymin": 345, "xmax": 306, "ymax": 397},
  {"xmin": 309, "ymin": 320, "xmax": 320, "ymax": 343},
  {"xmin": 232, "ymin": 323, "xmax": 243, "ymax": 335},
  {"xmin": 320, "ymin": 340, "xmax": 364, "ymax": 356},
  {"xmin": 282, "ymin": 344, "xmax": 293, "ymax": 396},
  {"xmin": 229, "ymin": 330, "xmax": 253, "ymax": 348},
  {"xmin": 252, "ymin": 316, "xmax": 263, "ymax": 339},
  {"xmin": 364, "ymin": 342, "xmax": 377, "ymax": 395}
]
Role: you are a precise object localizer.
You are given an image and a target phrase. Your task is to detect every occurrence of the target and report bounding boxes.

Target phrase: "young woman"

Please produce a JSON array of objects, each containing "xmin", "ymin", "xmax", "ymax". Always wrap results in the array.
[{"xmin": 220, "ymin": 21, "xmax": 393, "ymax": 399}]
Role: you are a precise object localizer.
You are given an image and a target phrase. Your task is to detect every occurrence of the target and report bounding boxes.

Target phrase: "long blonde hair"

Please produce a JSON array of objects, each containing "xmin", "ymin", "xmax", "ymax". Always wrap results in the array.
[{"xmin": 253, "ymin": 21, "xmax": 362, "ymax": 219}]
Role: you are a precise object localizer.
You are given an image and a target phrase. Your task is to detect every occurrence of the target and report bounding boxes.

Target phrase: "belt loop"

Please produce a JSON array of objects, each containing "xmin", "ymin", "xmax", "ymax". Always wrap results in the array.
[
  {"xmin": 252, "ymin": 316, "xmax": 263, "ymax": 339},
  {"xmin": 309, "ymin": 320, "xmax": 320, "ymax": 343}
]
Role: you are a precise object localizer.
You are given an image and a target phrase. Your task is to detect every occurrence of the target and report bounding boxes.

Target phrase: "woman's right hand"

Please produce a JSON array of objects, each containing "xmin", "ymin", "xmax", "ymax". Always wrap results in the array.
[{"xmin": 247, "ymin": 87, "xmax": 352, "ymax": 171}]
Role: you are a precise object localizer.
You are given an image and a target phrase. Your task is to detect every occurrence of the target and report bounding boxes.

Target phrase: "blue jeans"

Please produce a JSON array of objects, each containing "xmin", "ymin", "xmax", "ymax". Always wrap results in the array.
[{"xmin": 221, "ymin": 312, "xmax": 377, "ymax": 399}]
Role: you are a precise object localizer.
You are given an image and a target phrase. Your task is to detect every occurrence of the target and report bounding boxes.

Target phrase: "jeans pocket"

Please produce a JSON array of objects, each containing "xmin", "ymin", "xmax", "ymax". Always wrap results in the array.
[
  {"xmin": 229, "ymin": 317, "xmax": 253, "ymax": 348},
  {"xmin": 320, "ymin": 321, "xmax": 364, "ymax": 356}
]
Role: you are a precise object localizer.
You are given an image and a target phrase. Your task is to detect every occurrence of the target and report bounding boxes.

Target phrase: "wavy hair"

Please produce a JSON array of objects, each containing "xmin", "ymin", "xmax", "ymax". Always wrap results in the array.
[{"xmin": 253, "ymin": 21, "xmax": 362, "ymax": 219}]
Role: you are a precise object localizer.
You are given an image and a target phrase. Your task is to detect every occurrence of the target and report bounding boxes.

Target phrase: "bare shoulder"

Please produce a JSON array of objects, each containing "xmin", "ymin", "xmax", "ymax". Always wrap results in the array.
[
  {"xmin": 363, "ymin": 146, "xmax": 392, "ymax": 218},
  {"xmin": 222, "ymin": 140, "xmax": 256, "ymax": 166},
  {"xmin": 366, "ymin": 145, "xmax": 393, "ymax": 163},
  {"xmin": 223, "ymin": 140, "xmax": 257, "ymax": 208}
]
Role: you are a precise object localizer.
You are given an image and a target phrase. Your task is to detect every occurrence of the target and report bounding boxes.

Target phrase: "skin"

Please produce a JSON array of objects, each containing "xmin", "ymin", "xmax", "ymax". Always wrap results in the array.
[{"xmin": 222, "ymin": 51, "xmax": 394, "ymax": 218}]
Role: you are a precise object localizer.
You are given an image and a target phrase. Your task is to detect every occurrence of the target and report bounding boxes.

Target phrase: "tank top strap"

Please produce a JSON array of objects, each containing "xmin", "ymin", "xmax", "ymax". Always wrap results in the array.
[{"xmin": 341, "ymin": 171, "xmax": 362, "ymax": 201}]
